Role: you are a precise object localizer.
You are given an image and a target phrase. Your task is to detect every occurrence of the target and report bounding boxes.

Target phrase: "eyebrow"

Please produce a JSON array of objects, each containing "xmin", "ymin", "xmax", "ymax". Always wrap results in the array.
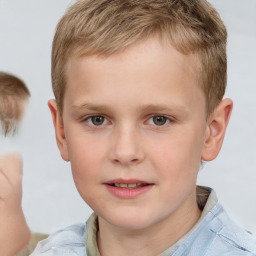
[
  {"xmin": 138, "ymin": 104, "xmax": 189, "ymax": 113},
  {"xmin": 71, "ymin": 103, "xmax": 189, "ymax": 115},
  {"xmin": 71, "ymin": 103, "xmax": 112, "ymax": 113}
]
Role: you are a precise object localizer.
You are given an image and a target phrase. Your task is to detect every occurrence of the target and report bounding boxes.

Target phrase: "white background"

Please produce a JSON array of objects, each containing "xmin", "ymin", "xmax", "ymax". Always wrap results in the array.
[{"xmin": 0, "ymin": 0, "xmax": 255, "ymax": 234}]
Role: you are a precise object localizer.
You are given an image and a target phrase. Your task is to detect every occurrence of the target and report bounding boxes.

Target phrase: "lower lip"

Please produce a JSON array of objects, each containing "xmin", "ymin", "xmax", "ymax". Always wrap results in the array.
[{"xmin": 105, "ymin": 184, "xmax": 153, "ymax": 199}]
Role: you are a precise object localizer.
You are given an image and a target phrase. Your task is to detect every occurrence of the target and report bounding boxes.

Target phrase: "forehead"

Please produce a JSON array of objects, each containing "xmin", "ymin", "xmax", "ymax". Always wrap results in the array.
[
  {"xmin": 67, "ymin": 37, "xmax": 199, "ymax": 83},
  {"xmin": 64, "ymin": 37, "xmax": 204, "ymax": 114}
]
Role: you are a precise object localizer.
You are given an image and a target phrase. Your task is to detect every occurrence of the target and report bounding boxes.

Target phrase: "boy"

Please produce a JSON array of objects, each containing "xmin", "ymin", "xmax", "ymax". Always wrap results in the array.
[{"xmin": 29, "ymin": 0, "xmax": 256, "ymax": 255}]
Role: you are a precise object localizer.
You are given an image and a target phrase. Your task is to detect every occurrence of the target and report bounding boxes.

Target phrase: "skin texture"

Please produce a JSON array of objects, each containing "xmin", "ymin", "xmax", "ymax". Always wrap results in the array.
[
  {"xmin": 49, "ymin": 37, "xmax": 232, "ymax": 256},
  {"xmin": 0, "ymin": 153, "xmax": 31, "ymax": 256}
]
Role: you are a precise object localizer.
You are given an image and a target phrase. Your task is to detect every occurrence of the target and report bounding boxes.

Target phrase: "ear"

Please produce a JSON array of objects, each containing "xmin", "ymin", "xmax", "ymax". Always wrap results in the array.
[
  {"xmin": 201, "ymin": 98, "xmax": 233, "ymax": 161},
  {"xmin": 48, "ymin": 99, "xmax": 69, "ymax": 161}
]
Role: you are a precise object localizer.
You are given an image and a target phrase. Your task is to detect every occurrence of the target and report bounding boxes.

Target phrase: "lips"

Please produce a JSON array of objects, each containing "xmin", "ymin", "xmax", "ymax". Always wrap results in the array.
[
  {"xmin": 109, "ymin": 183, "xmax": 149, "ymax": 188},
  {"xmin": 104, "ymin": 179, "xmax": 154, "ymax": 199}
]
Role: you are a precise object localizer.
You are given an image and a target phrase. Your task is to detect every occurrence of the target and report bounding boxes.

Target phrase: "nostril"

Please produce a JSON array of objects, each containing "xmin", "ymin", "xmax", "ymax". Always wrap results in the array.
[{"xmin": 112, "ymin": 157, "xmax": 140, "ymax": 165}]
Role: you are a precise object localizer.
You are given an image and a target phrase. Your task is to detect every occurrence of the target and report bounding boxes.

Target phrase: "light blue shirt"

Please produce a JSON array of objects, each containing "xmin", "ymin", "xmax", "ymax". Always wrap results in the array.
[{"xmin": 30, "ymin": 188, "xmax": 256, "ymax": 256}]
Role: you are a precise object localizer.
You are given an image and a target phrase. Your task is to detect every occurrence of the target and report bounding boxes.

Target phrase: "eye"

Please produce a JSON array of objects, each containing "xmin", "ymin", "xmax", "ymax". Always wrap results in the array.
[
  {"xmin": 86, "ymin": 115, "xmax": 108, "ymax": 126},
  {"xmin": 148, "ymin": 115, "xmax": 170, "ymax": 126}
]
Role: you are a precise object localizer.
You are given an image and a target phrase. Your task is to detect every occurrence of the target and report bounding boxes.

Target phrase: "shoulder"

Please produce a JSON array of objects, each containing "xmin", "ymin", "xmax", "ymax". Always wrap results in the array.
[
  {"xmin": 175, "ymin": 203, "xmax": 256, "ymax": 256},
  {"xmin": 202, "ymin": 203, "xmax": 255, "ymax": 255},
  {"xmin": 207, "ymin": 203, "xmax": 256, "ymax": 255},
  {"xmin": 208, "ymin": 204, "xmax": 256, "ymax": 256},
  {"xmin": 30, "ymin": 223, "xmax": 87, "ymax": 256}
]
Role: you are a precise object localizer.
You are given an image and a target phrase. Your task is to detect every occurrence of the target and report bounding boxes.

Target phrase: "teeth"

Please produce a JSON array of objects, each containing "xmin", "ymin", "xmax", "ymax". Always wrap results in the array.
[
  {"xmin": 113, "ymin": 183, "xmax": 145, "ymax": 189},
  {"xmin": 128, "ymin": 184, "xmax": 136, "ymax": 188}
]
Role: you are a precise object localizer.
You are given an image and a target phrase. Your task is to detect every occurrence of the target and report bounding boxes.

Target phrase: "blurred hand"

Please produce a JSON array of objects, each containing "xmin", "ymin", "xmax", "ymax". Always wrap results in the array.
[{"xmin": 0, "ymin": 153, "xmax": 31, "ymax": 256}]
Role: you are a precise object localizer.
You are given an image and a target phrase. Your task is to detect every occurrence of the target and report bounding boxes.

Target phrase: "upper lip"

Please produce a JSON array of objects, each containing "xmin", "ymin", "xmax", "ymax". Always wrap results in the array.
[{"xmin": 104, "ymin": 178, "xmax": 153, "ymax": 185}]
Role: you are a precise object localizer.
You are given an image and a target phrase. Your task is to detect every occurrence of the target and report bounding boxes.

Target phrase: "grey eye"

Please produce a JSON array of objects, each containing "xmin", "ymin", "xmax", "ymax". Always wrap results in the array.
[{"xmin": 152, "ymin": 116, "xmax": 168, "ymax": 126}]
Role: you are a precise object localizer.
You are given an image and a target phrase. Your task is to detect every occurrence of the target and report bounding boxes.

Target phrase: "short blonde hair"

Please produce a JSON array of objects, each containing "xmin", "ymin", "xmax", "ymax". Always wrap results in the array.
[
  {"xmin": 0, "ymin": 72, "xmax": 30, "ymax": 136},
  {"xmin": 52, "ymin": 0, "xmax": 227, "ymax": 115}
]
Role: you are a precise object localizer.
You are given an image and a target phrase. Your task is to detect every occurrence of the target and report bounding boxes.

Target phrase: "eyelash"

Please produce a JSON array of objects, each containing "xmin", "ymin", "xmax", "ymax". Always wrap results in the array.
[{"xmin": 83, "ymin": 114, "xmax": 173, "ymax": 127}]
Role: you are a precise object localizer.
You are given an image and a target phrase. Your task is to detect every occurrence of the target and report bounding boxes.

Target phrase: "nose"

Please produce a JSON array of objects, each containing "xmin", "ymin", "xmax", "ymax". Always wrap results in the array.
[{"xmin": 109, "ymin": 124, "xmax": 145, "ymax": 166}]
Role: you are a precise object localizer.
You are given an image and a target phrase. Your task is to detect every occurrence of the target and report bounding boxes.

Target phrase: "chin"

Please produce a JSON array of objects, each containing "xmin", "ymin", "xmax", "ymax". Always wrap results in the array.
[{"xmin": 99, "ymin": 208, "xmax": 157, "ymax": 231}]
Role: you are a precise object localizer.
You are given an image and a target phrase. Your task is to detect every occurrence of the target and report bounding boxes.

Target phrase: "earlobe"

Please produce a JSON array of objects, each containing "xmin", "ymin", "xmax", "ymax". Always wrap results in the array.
[
  {"xmin": 48, "ymin": 99, "xmax": 69, "ymax": 161},
  {"xmin": 201, "ymin": 98, "xmax": 233, "ymax": 161}
]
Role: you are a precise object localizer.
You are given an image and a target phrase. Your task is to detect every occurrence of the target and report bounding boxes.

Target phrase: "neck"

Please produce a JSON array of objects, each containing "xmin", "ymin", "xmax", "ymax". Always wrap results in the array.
[{"xmin": 97, "ymin": 191, "xmax": 202, "ymax": 256}]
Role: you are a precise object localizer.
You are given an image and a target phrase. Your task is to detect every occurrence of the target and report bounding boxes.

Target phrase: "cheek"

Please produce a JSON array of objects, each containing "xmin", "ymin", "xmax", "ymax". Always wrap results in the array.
[
  {"xmin": 67, "ymin": 134, "xmax": 106, "ymax": 183},
  {"xmin": 149, "ymin": 129, "xmax": 203, "ymax": 180},
  {"xmin": 67, "ymin": 137, "xmax": 106, "ymax": 207}
]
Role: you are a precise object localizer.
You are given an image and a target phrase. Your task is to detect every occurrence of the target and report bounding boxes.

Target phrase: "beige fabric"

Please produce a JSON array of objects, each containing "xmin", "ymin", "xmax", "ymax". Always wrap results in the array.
[
  {"xmin": 16, "ymin": 233, "xmax": 48, "ymax": 256},
  {"xmin": 85, "ymin": 213, "xmax": 101, "ymax": 256}
]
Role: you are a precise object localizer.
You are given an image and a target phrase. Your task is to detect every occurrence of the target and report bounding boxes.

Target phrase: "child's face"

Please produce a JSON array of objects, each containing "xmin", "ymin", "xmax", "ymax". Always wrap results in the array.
[{"xmin": 56, "ymin": 37, "xmax": 209, "ymax": 231}]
